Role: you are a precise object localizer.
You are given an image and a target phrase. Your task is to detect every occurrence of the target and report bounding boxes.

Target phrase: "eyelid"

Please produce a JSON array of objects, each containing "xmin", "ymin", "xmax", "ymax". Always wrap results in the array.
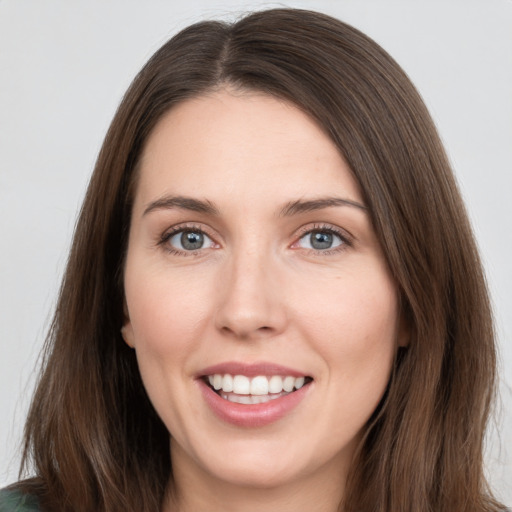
[
  {"xmin": 291, "ymin": 223, "xmax": 353, "ymax": 253},
  {"xmin": 158, "ymin": 222, "xmax": 220, "ymax": 255},
  {"xmin": 157, "ymin": 221, "xmax": 353, "ymax": 257}
]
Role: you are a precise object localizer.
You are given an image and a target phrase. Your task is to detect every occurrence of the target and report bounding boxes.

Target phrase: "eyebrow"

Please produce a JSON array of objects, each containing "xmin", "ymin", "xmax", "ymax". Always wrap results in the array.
[
  {"xmin": 142, "ymin": 194, "xmax": 367, "ymax": 217},
  {"xmin": 143, "ymin": 195, "xmax": 219, "ymax": 217},
  {"xmin": 279, "ymin": 197, "xmax": 367, "ymax": 216}
]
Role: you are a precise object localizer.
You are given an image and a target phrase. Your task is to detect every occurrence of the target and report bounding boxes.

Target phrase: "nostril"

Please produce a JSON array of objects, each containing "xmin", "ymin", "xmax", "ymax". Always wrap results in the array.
[{"xmin": 220, "ymin": 324, "xmax": 274, "ymax": 339}]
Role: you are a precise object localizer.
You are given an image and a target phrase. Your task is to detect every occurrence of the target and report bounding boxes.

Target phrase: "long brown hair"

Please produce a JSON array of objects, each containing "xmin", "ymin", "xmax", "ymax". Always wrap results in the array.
[{"xmin": 15, "ymin": 8, "xmax": 503, "ymax": 512}]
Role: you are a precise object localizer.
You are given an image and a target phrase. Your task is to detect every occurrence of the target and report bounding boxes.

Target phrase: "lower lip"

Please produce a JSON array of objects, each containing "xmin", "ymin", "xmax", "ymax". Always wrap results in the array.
[{"xmin": 198, "ymin": 379, "xmax": 311, "ymax": 427}]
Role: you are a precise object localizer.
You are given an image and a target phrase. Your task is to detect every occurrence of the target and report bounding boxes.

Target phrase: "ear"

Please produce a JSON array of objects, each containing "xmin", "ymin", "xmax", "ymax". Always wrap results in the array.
[
  {"xmin": 121, "ymin": 299, "xmax": 136, "ymax": 348},
  {"xmin": 121, "ymin": 322, "xmax": 135, "ymax": 348}
]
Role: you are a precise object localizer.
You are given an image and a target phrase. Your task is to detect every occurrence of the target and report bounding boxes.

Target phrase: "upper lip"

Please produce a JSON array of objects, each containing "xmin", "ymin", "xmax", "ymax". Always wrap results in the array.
[{"xmin": 198, "ymin": 361, "xmax": 310, "ymax": 378}]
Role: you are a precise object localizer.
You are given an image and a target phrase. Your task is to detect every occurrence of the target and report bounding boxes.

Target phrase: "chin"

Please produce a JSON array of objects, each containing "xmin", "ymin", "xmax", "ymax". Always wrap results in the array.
[
  {"xmin": 204, "ymin": 457, "xmax": 307, "ymax": 490},
  {"xmin": 189, "ymin": 433, "xmax": 342, "ymax": 490}
]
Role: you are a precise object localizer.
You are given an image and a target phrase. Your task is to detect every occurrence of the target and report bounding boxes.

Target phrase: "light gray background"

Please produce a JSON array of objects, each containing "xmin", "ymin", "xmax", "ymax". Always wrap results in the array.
[{"xmin": 1, "ymin": 0, "xmax": 511, "ymax": 503}]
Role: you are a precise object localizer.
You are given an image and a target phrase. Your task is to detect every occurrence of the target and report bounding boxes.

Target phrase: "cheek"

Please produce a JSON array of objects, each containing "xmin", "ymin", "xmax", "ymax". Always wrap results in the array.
[
  {"xmin": 123, "ymin": 264, "xmax": 213, "ymax": 427},
  {"xmin": 294, "ymin": 261, "xmax": 399, "ymax": 390},
  {"xmin": 124, "ymin": 261, "xmax": 213, "ymax": 356}
]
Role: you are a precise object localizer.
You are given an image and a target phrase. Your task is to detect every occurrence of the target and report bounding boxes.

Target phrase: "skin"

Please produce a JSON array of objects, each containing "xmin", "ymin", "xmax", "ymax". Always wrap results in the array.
[{"xmin": 122, "ymin": 89, "xmax": 405, "ymax": 512}]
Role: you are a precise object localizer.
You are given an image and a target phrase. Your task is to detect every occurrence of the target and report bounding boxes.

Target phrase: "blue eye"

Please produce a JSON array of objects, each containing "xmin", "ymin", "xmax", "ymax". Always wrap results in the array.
[
  {"xmin": 297, "ymin": 230, "xmax": 344, "ymax": 251},
  {"xmin": 167, "ymin": 230, "xmax": 214, "ymax": 251}
]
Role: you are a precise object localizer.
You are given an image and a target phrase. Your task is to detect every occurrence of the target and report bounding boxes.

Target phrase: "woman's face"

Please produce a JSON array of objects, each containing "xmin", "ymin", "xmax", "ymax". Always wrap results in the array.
[{"xmin": 122, "ymin": 90, "xmax": 404, "ymax": 493}]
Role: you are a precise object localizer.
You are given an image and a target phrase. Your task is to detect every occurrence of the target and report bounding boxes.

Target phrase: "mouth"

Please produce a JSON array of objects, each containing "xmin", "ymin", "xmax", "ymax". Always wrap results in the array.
[
  {"xmin": 197, "ymin": 362, "xmax": 314, "ymax": 426},
  {"xmin": 202, "ymin": 373, "xmax": 314, "ymax": 405}
]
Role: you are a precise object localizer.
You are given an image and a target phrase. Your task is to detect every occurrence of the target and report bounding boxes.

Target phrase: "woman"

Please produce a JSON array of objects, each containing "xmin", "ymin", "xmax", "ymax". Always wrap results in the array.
[{"xmin": 1, "ymin": 8, "xmax": 506, "ymax": 512}]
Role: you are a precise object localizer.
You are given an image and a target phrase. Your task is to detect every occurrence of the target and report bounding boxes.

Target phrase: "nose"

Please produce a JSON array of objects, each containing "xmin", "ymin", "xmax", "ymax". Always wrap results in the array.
[{"xmin": 214, "ymin": 247, "xmax": 287, "ymax": 340}]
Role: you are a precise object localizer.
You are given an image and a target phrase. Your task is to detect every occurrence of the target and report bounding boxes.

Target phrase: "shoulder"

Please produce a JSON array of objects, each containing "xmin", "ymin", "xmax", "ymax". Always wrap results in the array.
[{"xmin": 0, "ymin": 489, "xmax": 40, "ymax": 512}]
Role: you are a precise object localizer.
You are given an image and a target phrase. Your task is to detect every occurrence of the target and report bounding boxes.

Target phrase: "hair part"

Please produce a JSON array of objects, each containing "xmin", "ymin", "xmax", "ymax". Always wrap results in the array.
[{"xmin": 15, "ymin": 8, "xmax": 502, "ymax": 512}]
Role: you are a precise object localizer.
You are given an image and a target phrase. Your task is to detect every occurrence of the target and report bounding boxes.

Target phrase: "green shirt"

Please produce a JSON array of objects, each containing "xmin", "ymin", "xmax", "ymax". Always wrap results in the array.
[{"xmin": 0, "ymin": 490, "xmax": 40, "ymax": 512}]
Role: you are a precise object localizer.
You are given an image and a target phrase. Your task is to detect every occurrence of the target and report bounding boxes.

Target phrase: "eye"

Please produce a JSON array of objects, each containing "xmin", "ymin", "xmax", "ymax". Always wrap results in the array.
[
  {"xmin": 166, "ymin": 229, "xmax": 215, "ymax": 252},
  {"xmin": 296, "ymin": 229, "xmax": 345, "ymax": 251}
]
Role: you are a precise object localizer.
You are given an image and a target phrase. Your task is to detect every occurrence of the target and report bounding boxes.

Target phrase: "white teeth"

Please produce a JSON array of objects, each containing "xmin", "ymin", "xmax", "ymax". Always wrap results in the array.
[
  {"xmin": 233, "ymin": 375, "xmax": 251, "ymax": 395},
  {"xmin": 268, "ymin": 375, "xmax": 283, "ymax": 393},
  {"xmin": 233, "ymin": 395, "xmax": 252, "ymax": 404},
  {"xmin": 222, "ymin": 392, "xmax": 287, "ymax": 404},
  {"xmin": 222, "ymin": 374, "xmax": 233, "ymax": 392},
  {"xmin": 250, "ymin": 376, "xmax": 269, "ymax": 395},
  {"xmin": 207, "ymin": 373, "xmax": 309, "ymax": 396},
  {"xmin": 213, "ymin": 374, "xmax": 223, "ymax": 390},
  {"xmin": 294, "ymin": 376, "xmax": 305, "ymax": 389},
  {"xmin": 283, "ymin": 376, "xmax": 295, "ymax": 392}
]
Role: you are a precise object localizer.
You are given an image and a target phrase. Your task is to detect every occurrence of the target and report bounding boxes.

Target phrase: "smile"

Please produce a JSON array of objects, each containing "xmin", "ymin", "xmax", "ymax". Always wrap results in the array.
[
  {"xmin": 206, "ymin": 374, "xmax": 312, "ymax": 404},
  {"xmin": 198, "ymin": 362, "xmax": 314, "ymax": 427}
]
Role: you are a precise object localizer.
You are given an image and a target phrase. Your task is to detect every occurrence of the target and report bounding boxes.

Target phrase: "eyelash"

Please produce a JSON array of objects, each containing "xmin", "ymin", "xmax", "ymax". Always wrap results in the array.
[
  {"xmin": 294, "ymin": 223, "xmax": 352, "ymax": 256},
  {"xmin": 158, "ymin": 223, "xmax": 352, "ymax": 257},
  {"xmin": 158, "ymin": 223, "xmax": 217, "ymax": 256}
]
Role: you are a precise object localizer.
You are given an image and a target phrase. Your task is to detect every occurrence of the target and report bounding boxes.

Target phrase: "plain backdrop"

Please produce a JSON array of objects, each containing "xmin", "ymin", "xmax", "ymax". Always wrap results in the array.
[{"xmin": 1, "ymin": 0, "xmax": 511, "ymax": 504}]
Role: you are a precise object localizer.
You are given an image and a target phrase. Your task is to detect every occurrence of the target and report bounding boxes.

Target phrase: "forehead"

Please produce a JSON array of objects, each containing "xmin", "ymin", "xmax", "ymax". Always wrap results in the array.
[{"xmin": 134, "ymin": 89, "xmax": 363, "ymax": 211}]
